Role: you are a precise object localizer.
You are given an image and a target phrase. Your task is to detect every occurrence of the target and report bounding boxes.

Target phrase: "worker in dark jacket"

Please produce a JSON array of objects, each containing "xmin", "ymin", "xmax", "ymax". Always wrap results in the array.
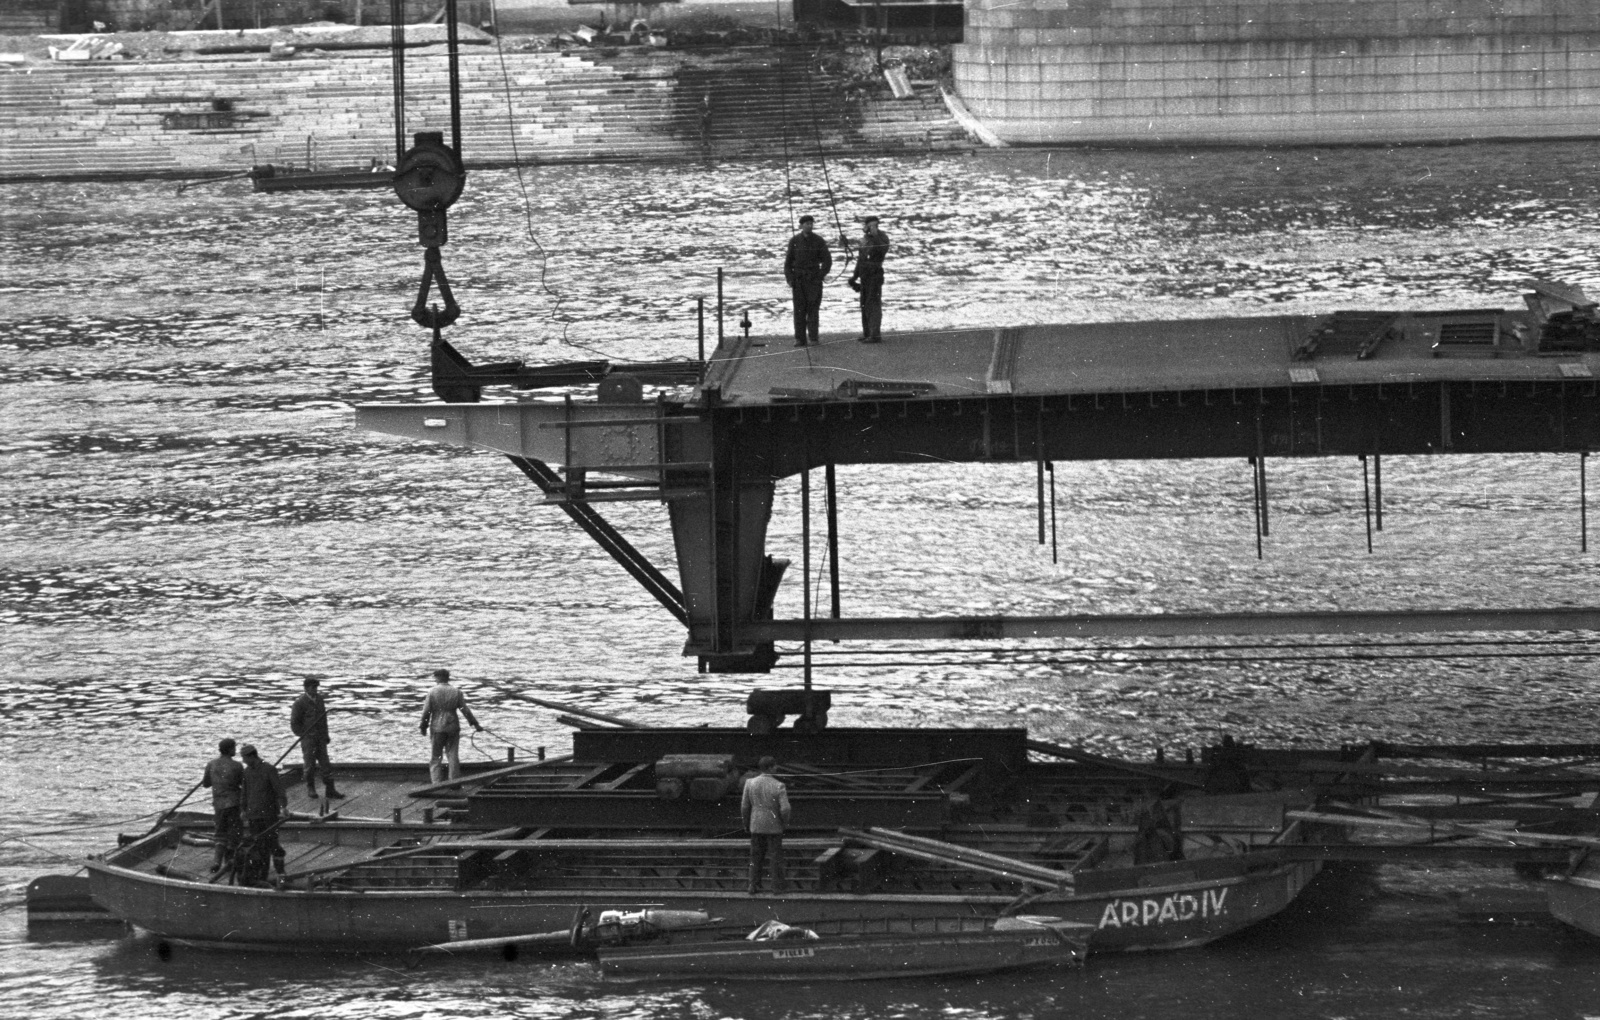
[
  {"xmin": 200, "ymin": 737, "xmax": 244, "ymax": 875},
  {"xmin": 741, "ymin": 756, "xmax": 791, "ymax": 895},
  {"xmin": 290, "ymin": 677, "xmax": 342, "ymax": 800},
  {"xmin": 239, "ymin": 744, "xmax": 289, "ymax": 885},
  {"xmin": 784, "ymin": 215, "xmax": 832, "ymax": 347},
  {"xmin": 847, "ymin": 216, "xmax": 890, "ymax": 343}
]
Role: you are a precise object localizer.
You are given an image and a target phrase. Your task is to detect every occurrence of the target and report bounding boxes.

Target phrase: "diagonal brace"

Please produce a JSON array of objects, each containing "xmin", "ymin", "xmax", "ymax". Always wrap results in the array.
[{"xmin": 507, "ymin": 455, "xmax": 688, "ymax": 626}]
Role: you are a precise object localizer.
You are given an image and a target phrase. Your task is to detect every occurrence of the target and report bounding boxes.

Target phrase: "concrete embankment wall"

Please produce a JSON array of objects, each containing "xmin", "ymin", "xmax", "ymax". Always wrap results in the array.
[
  {"xmin": 953, "ymin": 0, "xmax": 1600, "ymax": 146},
  {"xmin": 0, "ymin": 47, "xmax": 971, "ymax": 180}
]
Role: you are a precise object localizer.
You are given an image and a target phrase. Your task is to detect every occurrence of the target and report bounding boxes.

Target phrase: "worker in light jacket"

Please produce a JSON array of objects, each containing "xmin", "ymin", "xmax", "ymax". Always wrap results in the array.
[
  {"xmin": 741, "ymin": 755, "xmax": 791, "ymax": 895},
  {"xmin": 420, "ymin": 668, "xmax": 482, "ymax": 784}
]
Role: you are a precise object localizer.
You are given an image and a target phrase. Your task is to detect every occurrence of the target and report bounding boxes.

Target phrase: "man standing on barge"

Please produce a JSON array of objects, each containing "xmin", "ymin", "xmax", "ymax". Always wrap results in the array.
[
  {"xmin": 290, "ymin": 677, "xmax": 343, "ymax": 801},
  {"xmin": 239, "ymin": 744, "xmax": 288, "ymax": 885},
  {"xmin": 742, "ymin": 756, "xmax": 791, "ymax": 896},
  {"xmin": 784, "ymin": 215, "xmax": 832, "ymax": 347},
  {"xmin": 201, "ymin": 737, "xmax": 244, "ymax": 875},
  {"xmin": 421, "ymin": 668, "xmax": 482, "ymax": 784}
]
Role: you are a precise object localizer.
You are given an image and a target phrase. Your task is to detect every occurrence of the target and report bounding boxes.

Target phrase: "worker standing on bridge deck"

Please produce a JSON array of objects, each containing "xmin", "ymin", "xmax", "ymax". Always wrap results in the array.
[
  {"xmin": 742, "ymin": 755, "xmax": 791, "ymax": 895},
  {"xmin": 848, "ymin": 215, "xmax": 890, "ymax": 343},
  {"xmin": 784, "ymin": 215, "xmax": 832, "ymax": 347},
  {"xmin": 420, "ymin": 668, "xmax": 482, "ymax": 784}
]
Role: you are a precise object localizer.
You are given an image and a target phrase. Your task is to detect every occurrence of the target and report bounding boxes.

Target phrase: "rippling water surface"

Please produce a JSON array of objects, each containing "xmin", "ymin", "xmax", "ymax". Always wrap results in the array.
[{"xmin": 4, "ymin": 143, "xmax": 1600, "ymax": 1018}]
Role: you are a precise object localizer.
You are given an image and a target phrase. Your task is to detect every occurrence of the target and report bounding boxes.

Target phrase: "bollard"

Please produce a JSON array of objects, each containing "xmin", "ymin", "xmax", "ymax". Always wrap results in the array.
[
  {"xmin": 422, "ymin": 807, "xmax": 434, "ymax": 825},
  {"xmin": 507, "ymin": 747, "xmax": 516, "ymax": 764},
  {"xmin": 538, "ymin": 745, "xmax": 546, "ymax": 761},
  {"xmin": 392, "ymin": 807, "xmax": 403, "ymax": 824}
]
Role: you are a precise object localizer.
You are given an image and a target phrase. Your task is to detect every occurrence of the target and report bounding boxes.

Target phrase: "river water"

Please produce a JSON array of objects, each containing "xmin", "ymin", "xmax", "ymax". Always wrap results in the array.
[{"xmin": 4, "ymin": 143, "xmax": 1600, "ymax": 1018}]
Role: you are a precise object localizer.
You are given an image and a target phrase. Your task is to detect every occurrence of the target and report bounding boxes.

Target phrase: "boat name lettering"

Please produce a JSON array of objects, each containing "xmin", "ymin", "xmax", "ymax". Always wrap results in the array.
[
  {"xmin": 771, "ymin": 947, "xmax": 816, "ymax": 959},
  {"xmin": 1022, "ymin": 935, "xmax": 1054, "ymax": 947},
  {"xmin": 1097, "ymin": 887, "xmax": 1228, "ymax": 929},
  {"xmin": 447, "ymin": 919, "xmax": 469, "ymax": 941}
]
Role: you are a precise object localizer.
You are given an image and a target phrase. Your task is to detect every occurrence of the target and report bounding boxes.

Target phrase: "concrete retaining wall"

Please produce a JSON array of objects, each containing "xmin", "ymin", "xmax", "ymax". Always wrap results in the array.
[
  {"xmin": 0, "ymin": 47, "xmax": 972, "ymax": 180},
  {"xmin": 953, "ymin": 0, "xmax": 1600, "ymax": 145}
]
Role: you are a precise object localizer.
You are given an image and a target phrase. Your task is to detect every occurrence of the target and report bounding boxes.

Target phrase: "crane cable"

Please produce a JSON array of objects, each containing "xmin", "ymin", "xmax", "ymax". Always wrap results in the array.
[
  {"xmin": 803, "ymin": 43, "xmax": 854, "ymax": 278},
  {"xmin": 484, "ymin": 0, "xmax": 622, "ymax": 362},
  {"xmin": 774, "ymin": 46, "xmax": 798, "ymax": 233}
]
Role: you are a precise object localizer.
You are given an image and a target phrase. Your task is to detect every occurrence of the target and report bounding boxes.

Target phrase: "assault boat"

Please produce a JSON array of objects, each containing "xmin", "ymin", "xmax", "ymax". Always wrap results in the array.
[{"xmin": 593, "ymin": 915, "xmax": 1091, "ymax": 983}]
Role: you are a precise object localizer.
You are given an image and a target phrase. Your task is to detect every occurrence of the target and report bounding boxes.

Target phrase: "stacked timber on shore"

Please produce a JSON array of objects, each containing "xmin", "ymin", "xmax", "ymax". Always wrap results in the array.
[
  {"xmin": 952, "ymin": 0, "xmax": 1600, "ymax": 146},
  {"xmin": 0, "ymin": 47, "xmax": 972, "ymax": 182}
]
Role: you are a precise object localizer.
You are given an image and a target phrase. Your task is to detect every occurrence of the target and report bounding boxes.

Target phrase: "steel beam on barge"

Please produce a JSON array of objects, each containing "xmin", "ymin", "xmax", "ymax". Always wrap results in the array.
[{"xmin": 744, "ymin": 607, "xmax": 1600, "ymax": 642}]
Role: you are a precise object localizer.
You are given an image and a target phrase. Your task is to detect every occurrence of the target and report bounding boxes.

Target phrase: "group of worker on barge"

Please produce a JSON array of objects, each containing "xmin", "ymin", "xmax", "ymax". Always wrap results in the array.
[{"xmin": 196, "ymin": 669, "xmax": 487, "ymax": 886}]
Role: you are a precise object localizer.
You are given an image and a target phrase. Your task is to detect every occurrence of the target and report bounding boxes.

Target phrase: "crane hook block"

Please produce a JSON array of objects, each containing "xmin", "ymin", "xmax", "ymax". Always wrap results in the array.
[{"xmin": 394, "ymin": 131, "xmax": 466, "ymax": 247}]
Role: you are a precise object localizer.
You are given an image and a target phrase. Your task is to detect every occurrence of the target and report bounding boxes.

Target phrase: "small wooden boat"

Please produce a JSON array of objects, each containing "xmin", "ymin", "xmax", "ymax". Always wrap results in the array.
[
  {"xmin": 250, "ymin": 164, "xmax": 394, "ymax": 192},
  {"xmin": 595, "ymin": 915, "xmax": 1090, "ymax": 982}
]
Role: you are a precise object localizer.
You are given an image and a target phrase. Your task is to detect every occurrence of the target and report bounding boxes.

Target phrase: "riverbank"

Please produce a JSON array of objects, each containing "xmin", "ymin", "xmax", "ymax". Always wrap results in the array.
[{"xmin": 0, "ymin": 37, "xmax": 971, "ymax": 182}]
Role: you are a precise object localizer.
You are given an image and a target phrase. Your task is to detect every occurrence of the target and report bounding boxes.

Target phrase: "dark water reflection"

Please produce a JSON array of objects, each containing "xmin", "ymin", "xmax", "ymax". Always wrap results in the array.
[{"xmin": 4, "ymin": 144, "xmax": 1600, "ymax": 1017}]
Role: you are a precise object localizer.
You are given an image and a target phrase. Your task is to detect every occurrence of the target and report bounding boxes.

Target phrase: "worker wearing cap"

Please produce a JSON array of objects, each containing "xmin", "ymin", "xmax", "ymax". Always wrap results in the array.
[
  {"xmin": 238, "ymin": 744, "xmax": 288, "ymax": 885},
  {"xmin": 847, "ymin": 216, "xmax": 890, "ymax": 343},
  {"xmin": 200, "ymin": 737, "xmax": 244, "ymax": 875},
  {"xmin": 783, "ymin": 215, "xmax": 832, "ymax": 347},
  {"xmin": 290, "ymin": 677, "xmax": 343, "ymax": 802},
  {"xmin": 420, "ymin": 668, "xmax": 482, "ymax": 784}
]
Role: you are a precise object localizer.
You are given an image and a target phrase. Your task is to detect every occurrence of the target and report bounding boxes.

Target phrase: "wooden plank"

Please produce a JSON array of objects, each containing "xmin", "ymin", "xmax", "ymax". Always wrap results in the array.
[
  {"xmin": 1284, "ymin": 757, "xmax": 1600, "ymax": 783},
  {"xmin": 407, "ymin": 755, "xmax": 575, "ymax": 798},
  {"xmin": 1025, "ymin": 740, "xmax": 1204, "ymax": 788},
  {"xmin": 1288, "ymin": 808, "xmax": 1600, "ymax": 849},
  {"xmin": 494, "ymin": 828, "xmax": 552, "ymax": 865},
  {"xmin": 504, "ymin": 693, "xmax": 645, "ymax": 729},
  {"xmin": 842, "ymin": 828, "xmax": 1070, "ymax": 890},
  {"xmin": 431, "ymin": 838, "xmax": 841, "ymax": 853},
  {"xmin": 854, "ymin": 827, "xmax": 1074, "ymax": 885},
  {"xmin": 593, "ymin": 761, "xmax": 652, "ymax": 791}
]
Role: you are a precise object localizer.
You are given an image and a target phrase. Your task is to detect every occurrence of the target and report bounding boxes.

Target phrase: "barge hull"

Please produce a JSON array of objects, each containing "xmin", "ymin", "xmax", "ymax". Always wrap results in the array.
[{"xmin": 85, "ymin": 855, "xmax": 1316, "ymax": 953}]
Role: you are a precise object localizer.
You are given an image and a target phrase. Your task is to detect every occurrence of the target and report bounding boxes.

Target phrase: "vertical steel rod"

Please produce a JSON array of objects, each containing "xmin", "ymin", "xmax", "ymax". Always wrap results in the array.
[
  {"xmin": 1373, "ymin": 452, "xmax": 1383, "ymax": 531},
  {"xmin": 801, "ymin": 466, "xmax": 812, "ymax": 691},
  {"xmin": 1036, "ymin": 408, "xmax": 1046, "ymax": 545},
  {"xmin": 1047, "ymin": 462, "xmax": 1058, "ymax": 564},
  {"xmin": 825, "ymin": 462, "xmax": 840, "ymax": 619},
  {"xmin": 1583, "ymin": 452, "xmax": 1589, "ymax": 553},
  {"xmin": 1256, "ymin": 453, "xmax": 1269, "ymax": 538},
  {"xmin": 1361, "ymin": 455, "xmax": 1372, "ymax": 554},
  {"xmin": 697, "ymin": 298, "xmax": 705, "ymax": 363},
  {"xmin": 445, "ymin": 0, "xmax": 462, "ymax": 156},
  {"xmin": 717, "ymin": 268, "xmax": 725, "ymax": 348},
  {"xmin": 390, "ymin": 0, "xmax": 406, "ymax": 164},
  {"xmin": 1250, "ymin": 457, "xmax": 1263, "ymax": 560}
]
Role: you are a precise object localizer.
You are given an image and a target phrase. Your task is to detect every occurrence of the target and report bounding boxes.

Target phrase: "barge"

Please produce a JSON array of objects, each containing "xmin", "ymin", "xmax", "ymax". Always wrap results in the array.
[{"xmin": 85, "ymin": 725, "xmax": 1334, "ymax": 954}]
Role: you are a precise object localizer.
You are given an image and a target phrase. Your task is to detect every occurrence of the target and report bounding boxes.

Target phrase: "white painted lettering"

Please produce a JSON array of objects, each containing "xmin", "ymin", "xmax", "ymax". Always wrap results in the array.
[{"xmin": 1099, "ymin": 903, "xmax": 1122, "ymax": 929}]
